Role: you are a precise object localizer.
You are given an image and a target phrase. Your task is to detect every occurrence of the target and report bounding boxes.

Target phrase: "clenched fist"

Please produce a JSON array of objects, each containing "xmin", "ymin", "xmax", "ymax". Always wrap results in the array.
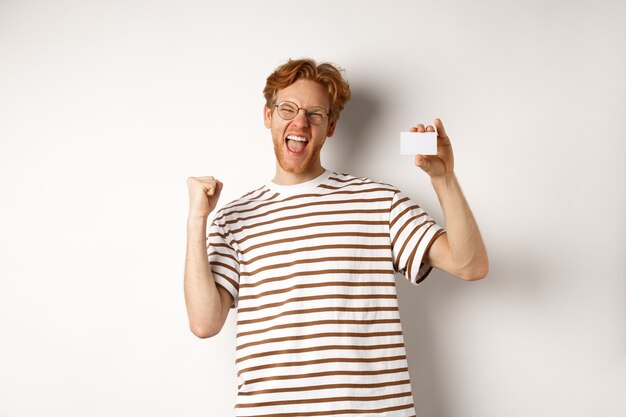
[{"xmin": 187, "ymin": 176, "xmax": 223, "ymax": 218}]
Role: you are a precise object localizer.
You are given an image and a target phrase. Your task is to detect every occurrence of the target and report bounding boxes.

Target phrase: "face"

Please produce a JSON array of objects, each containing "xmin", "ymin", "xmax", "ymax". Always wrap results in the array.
[{"xmin": 264, "ymin": 79, "xmax": 336, "ymax": 180}]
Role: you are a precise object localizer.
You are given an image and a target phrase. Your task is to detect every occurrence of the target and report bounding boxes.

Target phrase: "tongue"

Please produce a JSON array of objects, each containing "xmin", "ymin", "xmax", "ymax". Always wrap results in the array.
[{"xmin": 287, "ymin": 139, "xmax": 306, "ymax": 153}]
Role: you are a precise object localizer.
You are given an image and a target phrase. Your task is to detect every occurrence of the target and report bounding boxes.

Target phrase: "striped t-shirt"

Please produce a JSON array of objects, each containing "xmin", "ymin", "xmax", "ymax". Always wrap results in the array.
[{"xmin": 207, "ymin": 169, "xmax": 446, "ymax": 417}]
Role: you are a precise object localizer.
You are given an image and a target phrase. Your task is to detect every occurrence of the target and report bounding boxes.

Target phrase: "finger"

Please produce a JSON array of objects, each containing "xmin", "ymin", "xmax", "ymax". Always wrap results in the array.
[
  {"xmin": 416, "ymin": 124, "xmax": 425, "ymax": 132},
  {"xmin": 434, "ymin": 118, "xmax": 448, "ymax": 138},
  {"xmin": 409, "ymin": 126, "xmax": 417, "ymax": 132},
  {"xmin": 188, "ymin": 176, "xmax": 214, "ymax": 188},
  {"xmin": 204, "ymin": 181, "xmax": 218, "ymax": 195},
  {"xmin": 426, "ymin": 125, "xmax": 435, "ymax": 132}
]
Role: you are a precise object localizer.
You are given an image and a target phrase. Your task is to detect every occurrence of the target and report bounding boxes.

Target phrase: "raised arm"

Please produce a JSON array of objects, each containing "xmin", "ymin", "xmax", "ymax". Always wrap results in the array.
[
  {"xmin": 412, "ymin": 118, "xmax": 489, "ymax": 281},
  {"xmin": 184, "ymin": 176, "xmax": 233, "ymax": 338}
]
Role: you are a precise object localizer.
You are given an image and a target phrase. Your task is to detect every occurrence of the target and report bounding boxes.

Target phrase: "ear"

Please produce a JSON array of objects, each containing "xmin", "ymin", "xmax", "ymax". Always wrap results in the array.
[
  {"xmin": 326, "ymin": 120, "xmax": 337, "ymax": 137},
  {"xmin": 263, "ymin": 105, "xmax": 272, "ymax": 128}
]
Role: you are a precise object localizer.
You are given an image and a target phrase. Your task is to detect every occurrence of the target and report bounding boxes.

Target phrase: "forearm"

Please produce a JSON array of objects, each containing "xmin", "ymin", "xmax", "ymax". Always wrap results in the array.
[
  {"xmin": 431, "ymin": 173, "xmax": 488, "ymax": 277},
  {"xmin": 184, "ymin": 216, "xmax": 222, "ymax": 337}
]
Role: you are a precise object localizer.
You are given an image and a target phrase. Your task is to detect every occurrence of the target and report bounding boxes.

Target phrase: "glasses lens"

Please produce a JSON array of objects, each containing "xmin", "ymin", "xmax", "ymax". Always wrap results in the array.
[
  {"xmin": 276, "ymin": 102, "xmax": 328, "ymax": 125},
  {"xmin": 306, "ymin": 107, "xmax": 327, "ymax": 125},
  {"xmin": 277, "ymin": 102, "xmax": 298, "ymax": 120}
]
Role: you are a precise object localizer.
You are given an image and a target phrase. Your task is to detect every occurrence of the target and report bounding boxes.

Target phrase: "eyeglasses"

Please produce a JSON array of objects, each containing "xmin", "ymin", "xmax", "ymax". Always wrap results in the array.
[{"xmin": 273, "ymin": 101, "xmax": 330, "ymax": 126}]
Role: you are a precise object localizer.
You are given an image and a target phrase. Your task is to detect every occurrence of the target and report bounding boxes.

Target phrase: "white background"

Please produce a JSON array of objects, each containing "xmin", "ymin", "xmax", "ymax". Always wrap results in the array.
[{"xmin": 1, "ymin": 0, "xmax": 625, "ymax": 416}]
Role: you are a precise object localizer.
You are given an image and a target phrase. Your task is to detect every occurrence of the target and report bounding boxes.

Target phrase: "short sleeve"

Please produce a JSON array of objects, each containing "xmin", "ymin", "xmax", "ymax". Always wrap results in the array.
[
  {"xmin": 207, "ymin": 214, "xmax": 240, "ymax": 309},
  {"xmin": 389, "ymin": 190, "xmax": 447, "ymax": 285}
]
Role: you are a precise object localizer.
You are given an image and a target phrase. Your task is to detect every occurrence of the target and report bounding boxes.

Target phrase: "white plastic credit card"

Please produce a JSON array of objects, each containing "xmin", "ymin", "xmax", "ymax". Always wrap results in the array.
[{"xmin": 400, "ymin": 132, "xmax": 437, "ymax": 155}]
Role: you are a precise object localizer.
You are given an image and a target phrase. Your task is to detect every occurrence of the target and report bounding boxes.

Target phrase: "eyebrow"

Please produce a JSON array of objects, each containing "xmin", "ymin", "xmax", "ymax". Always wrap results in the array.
[{"xmin": 278, "ymin": 99, "xmax": 329, "ymax": 109}]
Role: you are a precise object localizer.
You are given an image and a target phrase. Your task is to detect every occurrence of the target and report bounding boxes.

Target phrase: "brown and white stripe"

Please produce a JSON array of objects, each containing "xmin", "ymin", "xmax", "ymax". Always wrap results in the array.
[{"xmin": 207, "ymin": 170, "xmax": 446, "ymax": 417}]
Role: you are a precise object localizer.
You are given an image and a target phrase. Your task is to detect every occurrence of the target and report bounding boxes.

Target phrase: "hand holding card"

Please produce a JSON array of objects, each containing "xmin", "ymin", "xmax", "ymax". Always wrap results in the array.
[{"xmin": 409, "ymin": 118, "xmax": 455, "ymax": 179}]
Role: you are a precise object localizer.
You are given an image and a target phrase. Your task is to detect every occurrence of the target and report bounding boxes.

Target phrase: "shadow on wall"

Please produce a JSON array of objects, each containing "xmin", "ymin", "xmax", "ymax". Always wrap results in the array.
[
  {"xmin": 400, "ymin": 242, "xmax": 544, "ymax": 417},
  {"xmin": 324, "ymin": 86, "xmax": 383, "ymax": 174},
  {"xmin": 398, "ymin": 277, "xmax": 449, "ymax": 417}
]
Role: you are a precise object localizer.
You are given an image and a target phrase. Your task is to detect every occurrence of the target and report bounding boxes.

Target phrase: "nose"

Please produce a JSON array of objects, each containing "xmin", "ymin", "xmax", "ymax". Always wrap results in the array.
[{"xmin": 291, "ymin": 108, "xmax": 310, "ymax": 127}]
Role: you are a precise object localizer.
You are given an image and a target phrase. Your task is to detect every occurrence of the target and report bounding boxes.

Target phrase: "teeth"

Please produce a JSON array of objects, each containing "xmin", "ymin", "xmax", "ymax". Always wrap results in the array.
[{"xmin": 286, "ymin": 135, "xmax": 308, "ymax": 142}]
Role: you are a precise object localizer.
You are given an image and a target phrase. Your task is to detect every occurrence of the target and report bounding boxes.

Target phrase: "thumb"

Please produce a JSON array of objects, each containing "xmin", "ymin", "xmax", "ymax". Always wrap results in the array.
[{"xmin": 415, "ymin": 155, "xmax": 431, "ymax": 172}]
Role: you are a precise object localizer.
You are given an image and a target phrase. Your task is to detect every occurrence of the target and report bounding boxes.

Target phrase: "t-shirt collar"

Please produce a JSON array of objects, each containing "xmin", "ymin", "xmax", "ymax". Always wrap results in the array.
[{"xmin": 265, "ymin": 169, "xmax": 332, "ymax": 196}]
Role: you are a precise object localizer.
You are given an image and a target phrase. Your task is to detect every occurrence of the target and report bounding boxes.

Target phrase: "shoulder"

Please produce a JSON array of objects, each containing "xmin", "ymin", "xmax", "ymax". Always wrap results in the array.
[
  {"xmin": 210, "ymin": 184, "xmax": 273, "ymax": 226},
  {"xmin": 326, "ymin": 171, "xmax": 399, "ymax": 194}
]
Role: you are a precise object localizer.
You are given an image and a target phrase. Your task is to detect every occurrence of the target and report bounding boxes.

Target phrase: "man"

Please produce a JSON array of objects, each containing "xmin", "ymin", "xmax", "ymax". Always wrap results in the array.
[{"xmin": 184, "ymin": 58, "xmax": 488, "ymax": 416}]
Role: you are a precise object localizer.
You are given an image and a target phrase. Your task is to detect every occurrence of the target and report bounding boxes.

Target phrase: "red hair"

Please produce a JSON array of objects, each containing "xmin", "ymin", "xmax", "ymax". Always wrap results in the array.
[{"xmin": 263, "ymin": 58, "xmax": 351, "ymax": 123}]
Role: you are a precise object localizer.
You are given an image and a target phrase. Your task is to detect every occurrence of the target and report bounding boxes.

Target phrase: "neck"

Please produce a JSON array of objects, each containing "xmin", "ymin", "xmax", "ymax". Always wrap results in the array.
[{"xmin": 272, "ymin": 164, "xmax": 326, "ymax": 185}]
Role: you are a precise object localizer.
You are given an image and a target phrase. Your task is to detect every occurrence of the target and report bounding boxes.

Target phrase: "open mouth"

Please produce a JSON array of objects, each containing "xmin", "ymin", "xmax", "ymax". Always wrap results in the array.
[{"xmin": 285, "ymin": 134, "xmax": 309, "ymax": 155}]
